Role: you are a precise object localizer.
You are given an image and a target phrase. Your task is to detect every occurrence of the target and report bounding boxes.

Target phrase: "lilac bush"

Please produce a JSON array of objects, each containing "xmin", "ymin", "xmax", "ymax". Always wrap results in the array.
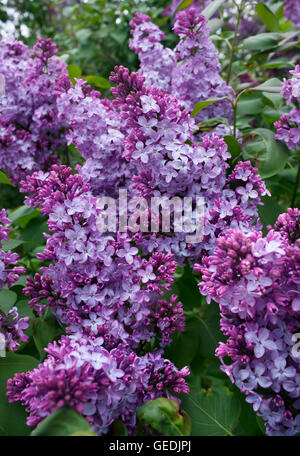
[
  {"xmin": 56, "ymin": 80, "xmax": 130, "ymax": 198},
  {"xmin": 0, "ymin": 36, "xmax": 70, "ymax": 184},
  {"xmin": 129, "ymin": 9, "xmax": 233, "ymax": 130},
  {"xmin": 0, "ymin": 0, "xmax": 299, "ymax": 438},
  {"xmin": 2, "ymin": 164, "xmax": 190, "ymax": 433},
  {"xmin": 56, "ymin": 65, "xmax": 268, "ymax": 265},
  {"xmin": 7, "ymin": 333, "xmax": 189, "ymax": 434},
  {"xmin": 196, "ymin": 209, "xmax": 300, "ymax": 436},
  {"xmin": 20, "ymin": 165, "xmax": 185, "ymax": 349}
]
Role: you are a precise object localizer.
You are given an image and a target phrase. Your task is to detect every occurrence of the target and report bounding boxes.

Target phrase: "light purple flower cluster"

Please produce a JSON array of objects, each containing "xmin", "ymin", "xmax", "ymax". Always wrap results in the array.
[
  {"xmin": 275, "ymin": 65, "xmax": 300, "ymax": 150},
  {"xmin": 163, "ymin": 0, "xmax": 260, "ymax": 41},
  {"xmin": 0, "ymin": 209, "xmax": 29, "ymax": 350},
  {"xmin": 172, "ymin": 9, "xmax": 233, "ymax": 123},
  {"xmin": 196, "ymin": 209, "xmax": 300, "ymax": 436},
  {"xmin": 0, "ymin": 36, "xmax": 70, "ymax": 183},
  {"xmin": 21, "ymin": 165, "xmax": 184, "ymax": 348},
  {"xmin": 11, "ymin": 164, "xmax": 190, "ymax": 433},
  {"xmin": 7, "ymin": 333, "xmax": 189, "ymax": 434},
  {"xmin": 108, "ymin": 66, "xmax": 268, "ymax": 262},
  {"xmin": 128, "ymin": 13, "xmax": 176, "ymax": 92},
  {"xmin": 56, "ymin": 79, "xmax": 130, "ymax": 197},
  {"xmin": 129, "ymin": 9, "xmax": 233, "ymax": 130},
  {"xmin": 56, "ymin": 65, "xmax": 268, "ymax": 264},
  {"xmin": 284, "ymin": 0, "xmax": 300, "ymax": 29}
]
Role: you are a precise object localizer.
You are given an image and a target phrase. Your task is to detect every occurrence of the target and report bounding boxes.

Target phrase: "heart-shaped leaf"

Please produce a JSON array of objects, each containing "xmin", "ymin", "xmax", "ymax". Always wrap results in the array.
[
  {"xmin": 242, "ymin": 128, "xmax": 289, "ymax": 178},
  {"xmin": 31, "ymin": 406, "xmax": 96, "ymax": 436},
  {"xmin": 137, "ymin": 398, "xmax": 192, "ymax": 436},
  {"xmin": 181, "ymin": 386, "xmax": 241, "ymax": 436}
]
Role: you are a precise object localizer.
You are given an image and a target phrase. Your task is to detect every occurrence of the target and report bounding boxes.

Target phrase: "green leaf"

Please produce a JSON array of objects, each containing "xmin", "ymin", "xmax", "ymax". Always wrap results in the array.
[
  {"xmin": 62, "ymin": 6, "xmax": 76, "ymax": 17},
  {"xmin": 237, "ymin": 92, "xmax": 264, "ymax": 116},
  {"xmin": 256, "ymin": 415, "xmax": 266, "ymax": 435},
  {"xmin": 85, "ymin": 75, "xmax": 111, "ymax": 89},
  {"xmin": 252, "ymin": 78, "xmax": 282, "ymax": 93},
  {"xmin": 242, "ymin": 128, "xmax": 289, "ymax": 179},
  {"xmin": 9, "ymin": 206, "xmax": 39, "ymax": 228},
  {"xmin": 76, "ymin": 28, "xmax": 92, "ymax": 43},
  {"xmin": 0, "ymin": 239, "xmax": 24, "ymax": 252},
  {"xmin": 238, "ymin": 398, "xmax": 264, "ymax": 436},
  {"xmin": 182, "ymin": 386, "xmax": 241, "ymax": 436},
  {"xmin": 207, "ymin": 18, "xmax": 223, "ymax": 34},
  {"xmin": 258, "ymin": 196, "xmax": 282, "ymax": 234},
  {"xmin": 33, "ymin": 309, "xmax": 62, "ymax": 360},
  {"xmin": 191, "ymin": 97, "xmax": 227, "ymax": 118},
  {"xmin": 263, "ymin": 92, "xmax": 282, "ymax": 110},
  {"xmin": 262, "ymin": 108, "xmax": 281, "ymax": 124},
  {"xmin": 21, "ymin": 216, "xmax": 48, "ymax": 252},
  {"xmin": 109, "ymin": 420, "xmax": 128, "ymax": 436},
  {"xmin": 262, "ymin": 58, "xmax": 294, "ymax": 70},
  {"xmin": 16, "ymin": 299, "xmax": 35, "ymax": 320},
  {"xmin": 176, "ymin": 0, "xmax": 193, "ymax": 11},
  {"xmin": 11, "ymin": 276, "xmax": 27, "ymax": 288},
  {"xmin": 110, "ymin": 30, "xmax": 127, "ymax": 45},
  {"xmin": 203, "ymin": 0, "xmax": 227, "ymax": 20},
  {"xmin": 197, "ymin": 117, "xmax": 230, "ymax": 131},
  {"xmin": 165, "ymin": 319, "xmax": 201, "ymax": 368},
  {"xmin": 0, "ymin": 171, "xmax": 13, "ymax": 187},
  {"xmin": 176, "ymin": 265, "xmax": 201, "ymax": 310},
  {"xmin": 0, "ymin": 289, "xmax": 17, "ymax": 314},
  {"xmin": 137, "ymin": 399, "xmax": 191, "ymax": 436},
  {"xmin": 197, "ymin": 301, "xmax": 224, "ymax": 359},
  {"xmin": 255, "ymin": 3, "xmax": 280, "ymax": 32},
  {"xmin": 67, "ymin": 64, "xmax": 82, "ymax": 84},
  {"xmin": 224, "ymin": 135, "xmax": 240, "ymax": 159},
  {"xmin": 0, "ymin": 353, "xmax": 39, "ymax": 435},
  {"xmin": 243, "ymin": 32, "xmax": 282, "ymax": 51},
  {"xmin": 31, "ymin": 406, "xmax": 96, "ymax": 436}
]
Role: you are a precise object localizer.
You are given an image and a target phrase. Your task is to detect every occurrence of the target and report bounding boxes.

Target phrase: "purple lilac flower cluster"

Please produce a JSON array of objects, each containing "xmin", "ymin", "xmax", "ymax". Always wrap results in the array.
[
  {"xmin": 284, "ymin": 0, "xmax": 300, "ymax": 29},
  {"xmin": 128, "ymin": 13, "xmax": 176, "ymax": 92},
  {"xmin": 163, "ymin": 0, "xmax": 260, "ymax": 40},
  {"xmin": 129, "ymin": 10, "xmax": 233, "ymax": 132},
  {"xmin": 20, "ymin": 165, "xmax": 184, "ymax": 348},
  {"xmin": 196, "ymin": 209, "xmax": 300, "ymax": 435},
  {"xmin": 0, "ymin": 209, "xmax": 29, "ymax": 350},
  {"xmin": 7, "ymin": 333, "xmax": 189, "ymax": 434},
  {"xmin": 275, "ymin": 65, "xmax": 300, "ymax": 151},
  {"xmin": 0, "ymin": 36, "xmax": 70, "ymax": 183},
  {"xmin": 108, "ymin": 66, "xmax": 268, "ymax": 262},
  {"xmin": 172, "ymin": 9, "xmax": 233, "ymax": 123},
  {"xmin": 7, "ymin": 164, "xmax": 190, "ymax": 433},
  {"xmin": 56, "ymin": 79, "xmax": 130, "ymax": 197},
  {"xmin": 56, "ymin": 65, "xmax": 268, "ymax": 264}
]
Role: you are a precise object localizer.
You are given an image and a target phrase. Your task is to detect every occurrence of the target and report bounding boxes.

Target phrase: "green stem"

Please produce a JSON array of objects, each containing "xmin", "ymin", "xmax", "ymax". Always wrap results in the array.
[
  {"xmin": 232, "ymin": 88, "xmax": 249, "ymax": 138},
  {"xmin": 233, "ymin": 100, "xmax": 237, "ymax": 138},
  {"xmin": 226, "ymin": 1, "xmax": 244, "ymax": 84},
  {"xmin": 291, "ymin": 160, "xmax": 300, "ymax": 208}
]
